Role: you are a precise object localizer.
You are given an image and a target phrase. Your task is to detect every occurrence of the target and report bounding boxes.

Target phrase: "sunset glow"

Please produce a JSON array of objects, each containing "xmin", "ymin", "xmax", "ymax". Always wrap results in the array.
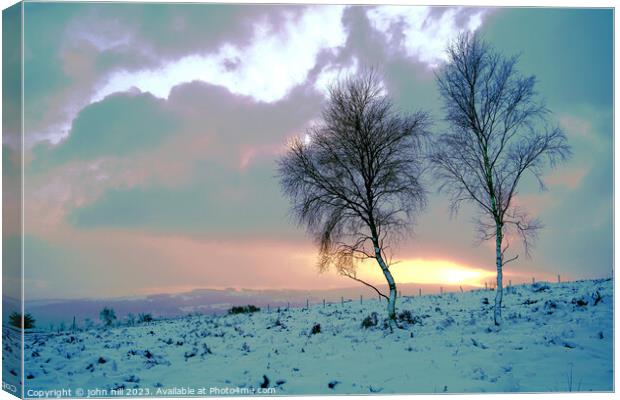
[{"xmin": 357, "ymin": 258, "xmax": 495, "ymax": 287}]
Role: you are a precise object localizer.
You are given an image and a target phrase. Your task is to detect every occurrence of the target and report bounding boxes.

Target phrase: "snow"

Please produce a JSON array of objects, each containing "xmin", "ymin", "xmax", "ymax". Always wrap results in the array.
[{"xmin": 13, "ymin": 278, "xmax": 613, "ymax": 395}]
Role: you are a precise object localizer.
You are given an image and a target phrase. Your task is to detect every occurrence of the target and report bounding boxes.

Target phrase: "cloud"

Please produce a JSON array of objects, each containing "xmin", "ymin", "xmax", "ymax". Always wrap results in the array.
[
  {"xmin": 314, "ymin": 57, "xmax": 360, "ymax": 95},
  {"xmin": 558, "ymin": 113, "xmax": 609, "ymax": 152},
  {"xmin": 24, "ymin": 5, "xmax": 486, "ymax": 148},
  {"xmin": 33, "ymin": 91, "xmax": 177, "ymax": 166},
  {"xmin": 67, "ymin": 157, "xmax": 296, "ymax": 237},
  {"xmin": 366, "ymin": 6, "xmax": 487, "ymax": 68},
  {"xmin": 65, "ymin": 11, "xmax": 133, "ymax": 52},
  {"xmin": 24, "ymin": 80, "xmax": 323, "ymax": 239},
  {"xmin": 21, "ymin": 4, "xmax": 302, "ymax": 146},
  {"xmin": 92, "ymin": 5, "xmax": 347, "ymax": 104},
  {"xmin": 545, "ymin": 167, "xmax": 588, "ymax": 190},
  {"xmin": 23, "ymin": 4, "xmax": 494, "ymax": 272}
]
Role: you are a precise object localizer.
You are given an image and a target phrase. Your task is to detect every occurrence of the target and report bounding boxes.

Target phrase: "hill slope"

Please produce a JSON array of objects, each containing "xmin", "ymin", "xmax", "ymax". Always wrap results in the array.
[{"xmin": 17, "ymin": 278, "xmax": 613, "ymax": 395}]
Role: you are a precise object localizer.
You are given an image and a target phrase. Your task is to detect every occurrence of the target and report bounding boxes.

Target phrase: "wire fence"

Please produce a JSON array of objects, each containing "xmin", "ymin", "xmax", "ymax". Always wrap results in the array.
[
  {"xmin": 261, "ymin": 274, "xmax": 572, "ymax": 313},
  {"xmin": 15, "ymin": 273, "xmax": 611, "ymax": 333}
]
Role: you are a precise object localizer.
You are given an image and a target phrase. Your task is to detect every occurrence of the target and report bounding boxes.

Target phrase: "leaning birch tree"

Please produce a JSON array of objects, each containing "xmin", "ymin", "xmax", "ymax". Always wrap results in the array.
[{"xmin": 278, "ymin": 70, "xmax": 429, "ymax": 320}]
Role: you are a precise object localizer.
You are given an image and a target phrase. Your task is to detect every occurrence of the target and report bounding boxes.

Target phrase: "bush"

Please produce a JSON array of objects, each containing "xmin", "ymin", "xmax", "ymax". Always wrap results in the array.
[
  {"xmin": 572, "ymin": 297, "xmax": 588, "ymax": 307},
  {"xmin": 99, "ymin": 307, "xmax": 117, "ymax": 326},
  {"xmin": 228, "ymin": 305, "xmax": 260, "ymax": 315},
  {"xmin": 8, "ymin": 312, "xmax": 35, "ymax": 329},
  {"xmin": 361, "ymin": 312, "xmax": 379, "ymax": 329},
  {"xmin": 138, "ymin": 313, "xmax": 153, "ymax": 323},
  {"xmin": 531, "ymin": 282, "xmax": 550, "ymax": 292},
  {"xmin": 310, "ymin": 323, "xmax": 321, "ymax": 335},
  {"xmin": 397, "ymin": 310, "xmax": 423, "ymax": 326}
]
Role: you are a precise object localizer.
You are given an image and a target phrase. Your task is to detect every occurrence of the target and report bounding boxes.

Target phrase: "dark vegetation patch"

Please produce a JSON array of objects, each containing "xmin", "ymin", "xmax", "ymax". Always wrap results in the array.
[{"xmin": 228, "ymin": 305, "xmax": 260, "ymax": 315}]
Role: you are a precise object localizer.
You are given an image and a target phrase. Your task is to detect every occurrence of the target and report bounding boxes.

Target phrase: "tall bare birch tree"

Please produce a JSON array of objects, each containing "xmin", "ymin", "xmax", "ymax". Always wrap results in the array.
[
  {"xmin": 278, "ymin": 71, "xmax": 429, "ymax": 320},
  {"xmin": 431, "ymin": 34, "xmax": 571, "ymax": 325}
]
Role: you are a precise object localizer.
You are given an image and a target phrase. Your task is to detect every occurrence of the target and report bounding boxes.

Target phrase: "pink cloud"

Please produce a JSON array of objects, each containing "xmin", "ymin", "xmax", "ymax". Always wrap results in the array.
[
  {"xmin": 546, "ymin": 167, "xmax": 589, "ymax": 190},
  {"xmin": 25, "ymin": 228, "xmax": 350, "ymax": 299},
  {"xmin": 239, "ymin": 142, "xmax": 286, "ymax": 170}
]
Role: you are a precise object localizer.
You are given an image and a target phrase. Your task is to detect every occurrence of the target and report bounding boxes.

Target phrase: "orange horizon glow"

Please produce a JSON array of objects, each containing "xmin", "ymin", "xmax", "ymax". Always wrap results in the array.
[
  {"xmin": 21, "ymin": 224, "xmax": 564, "ymax": 300},
  {"xmin": 356, "ymin": 258, "xmax": 497, "ymax": 287}
]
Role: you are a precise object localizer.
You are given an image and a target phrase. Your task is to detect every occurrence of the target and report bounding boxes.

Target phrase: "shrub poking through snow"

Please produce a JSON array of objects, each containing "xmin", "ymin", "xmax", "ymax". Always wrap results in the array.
[
  {"xmin": 397, "ymin": 310, "xmax": 413, "ymax": 323},
  {"xmin": 471, "ymin": 338, "xmax": 488, "ymax": 349},
  {"xmin": 532, "ymin": 282, "xmax": 550, "ymax": 292},
  {"xmin": 397, "ymin": 310, "xmax": 423, "ymax": 326},
  {"xmin": 572, "ymin": 297, "xmax": 588, "ymax": 307},
  {"xmin": 228, "ymin": 305, "xmax": 260, "ymax": 315},
  {"xmin": 9, "ymin": 312, "xmax": 36, "ymax": 329},
  {"xmin": 184, "ymin": 348, "xmax": 197, "ymax": 360},
  {"xmin": 99, "ymin": 307, "xmax": 117, "ymax": 327},
  {"xmin": 310, "ymin": 323, "xmax": 321, "ymax": 335},
  {"xmin": 328, "ymin": 380, "xmax": 340, "ymax": 389},
  {"xmin": 361, "ymin": 312, "xmax": 379, "ymax": 329},
  {"xmin": 543, "ymin": 300, "xmax": 563, "ymax": 314},
  {"xmin": 138, "ymin": 313, "xmax": 153, "ymax": 323}
]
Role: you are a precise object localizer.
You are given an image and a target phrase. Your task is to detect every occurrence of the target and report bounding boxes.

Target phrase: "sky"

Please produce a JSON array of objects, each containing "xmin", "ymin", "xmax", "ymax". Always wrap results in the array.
[{"xmin": 3, "ymin": 4, "xmax": 613, "ymax": 300}]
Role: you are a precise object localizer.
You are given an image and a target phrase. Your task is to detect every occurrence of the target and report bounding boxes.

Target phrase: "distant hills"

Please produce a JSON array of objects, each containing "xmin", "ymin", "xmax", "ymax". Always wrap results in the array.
[{"xmin": 6, "ymin": 282, "xmax": 480, "ymax": 328}]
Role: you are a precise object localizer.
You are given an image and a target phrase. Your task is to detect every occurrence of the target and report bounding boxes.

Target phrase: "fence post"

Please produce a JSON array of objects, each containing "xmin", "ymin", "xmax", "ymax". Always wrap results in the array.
[
  {"xmin": 557, "ymin": 274, "xmax": 561, "ymax": 283},
  {"xmin": 485, "ymin": 282, "xmax": 488, "ymax": 291},
  {"xmin": 418, "ymin": 288, "xmax": 422, "ymax": 297},
  {"xmin": 360, "ymin": 295, "xmax": 363, "ymax": 305},
  {"xmin": 341, "ymin": 296, "xmax": 344, "ymax": 306},
  {"xmin": 459, "ymin": 286, "xmax": 463, "ymax": 293},
  {"xmin": 532, "ymin": 277, "xmax": 535, "ymax": 284},
  {"xmin": 323, "ymin": 299, "xmax": 325, "ymax": 308},
  {"xmin": 267, "ymin": 304, "xmax": 270, "ymax": 313},
  {"xmin": 287, "ymin": 302, "xmax": 290, "ymax": 310},
  {"xmin": 306, "ymin": 299, "xmax": 309, "ymax": 310},
  {"xmin": 440, "ymin": 287, "xmax": 443, "ymax": 296}
]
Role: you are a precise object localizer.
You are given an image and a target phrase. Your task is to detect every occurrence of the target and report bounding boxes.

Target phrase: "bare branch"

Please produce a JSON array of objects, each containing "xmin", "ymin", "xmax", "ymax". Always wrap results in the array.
[
  {"xmin": 503, "ymin": 254, "xmax": 519, "ymax": 266},
  {"xmin": 341, "ymin": 270, "xmax": 389, "ymax": 300}
]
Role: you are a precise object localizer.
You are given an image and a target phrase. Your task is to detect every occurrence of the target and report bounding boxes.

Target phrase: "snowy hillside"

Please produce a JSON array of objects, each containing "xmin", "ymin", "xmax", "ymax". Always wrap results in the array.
[{"xmin": 15, "ymin": 278, "xmax": 613, "ymax": 395}]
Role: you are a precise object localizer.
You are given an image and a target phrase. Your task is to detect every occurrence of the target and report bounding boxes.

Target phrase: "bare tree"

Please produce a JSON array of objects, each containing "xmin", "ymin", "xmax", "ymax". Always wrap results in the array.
[
  {"xmin": 431, "ymin": 34, "xmax": 571, "ymax": 325},
  {"xmin": 278, "ymin": 71, "xmax": 429, "ymax": 320}
]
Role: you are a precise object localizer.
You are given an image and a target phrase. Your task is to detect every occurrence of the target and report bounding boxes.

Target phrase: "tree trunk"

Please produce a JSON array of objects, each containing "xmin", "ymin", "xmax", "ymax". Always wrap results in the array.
[
  {"xmin": 374, "ymin": 243, "xmax": 397, "ymax": 320},
  {"xmin": 494, "ymin": 223, "xmax": 503, "ymax": 325}
]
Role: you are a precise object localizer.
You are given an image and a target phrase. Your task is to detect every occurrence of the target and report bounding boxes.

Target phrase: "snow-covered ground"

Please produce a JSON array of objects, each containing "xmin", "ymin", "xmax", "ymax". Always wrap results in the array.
[{"xmin": 15, "ymin": 278, "xmax": 613, "ymax": 395}]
